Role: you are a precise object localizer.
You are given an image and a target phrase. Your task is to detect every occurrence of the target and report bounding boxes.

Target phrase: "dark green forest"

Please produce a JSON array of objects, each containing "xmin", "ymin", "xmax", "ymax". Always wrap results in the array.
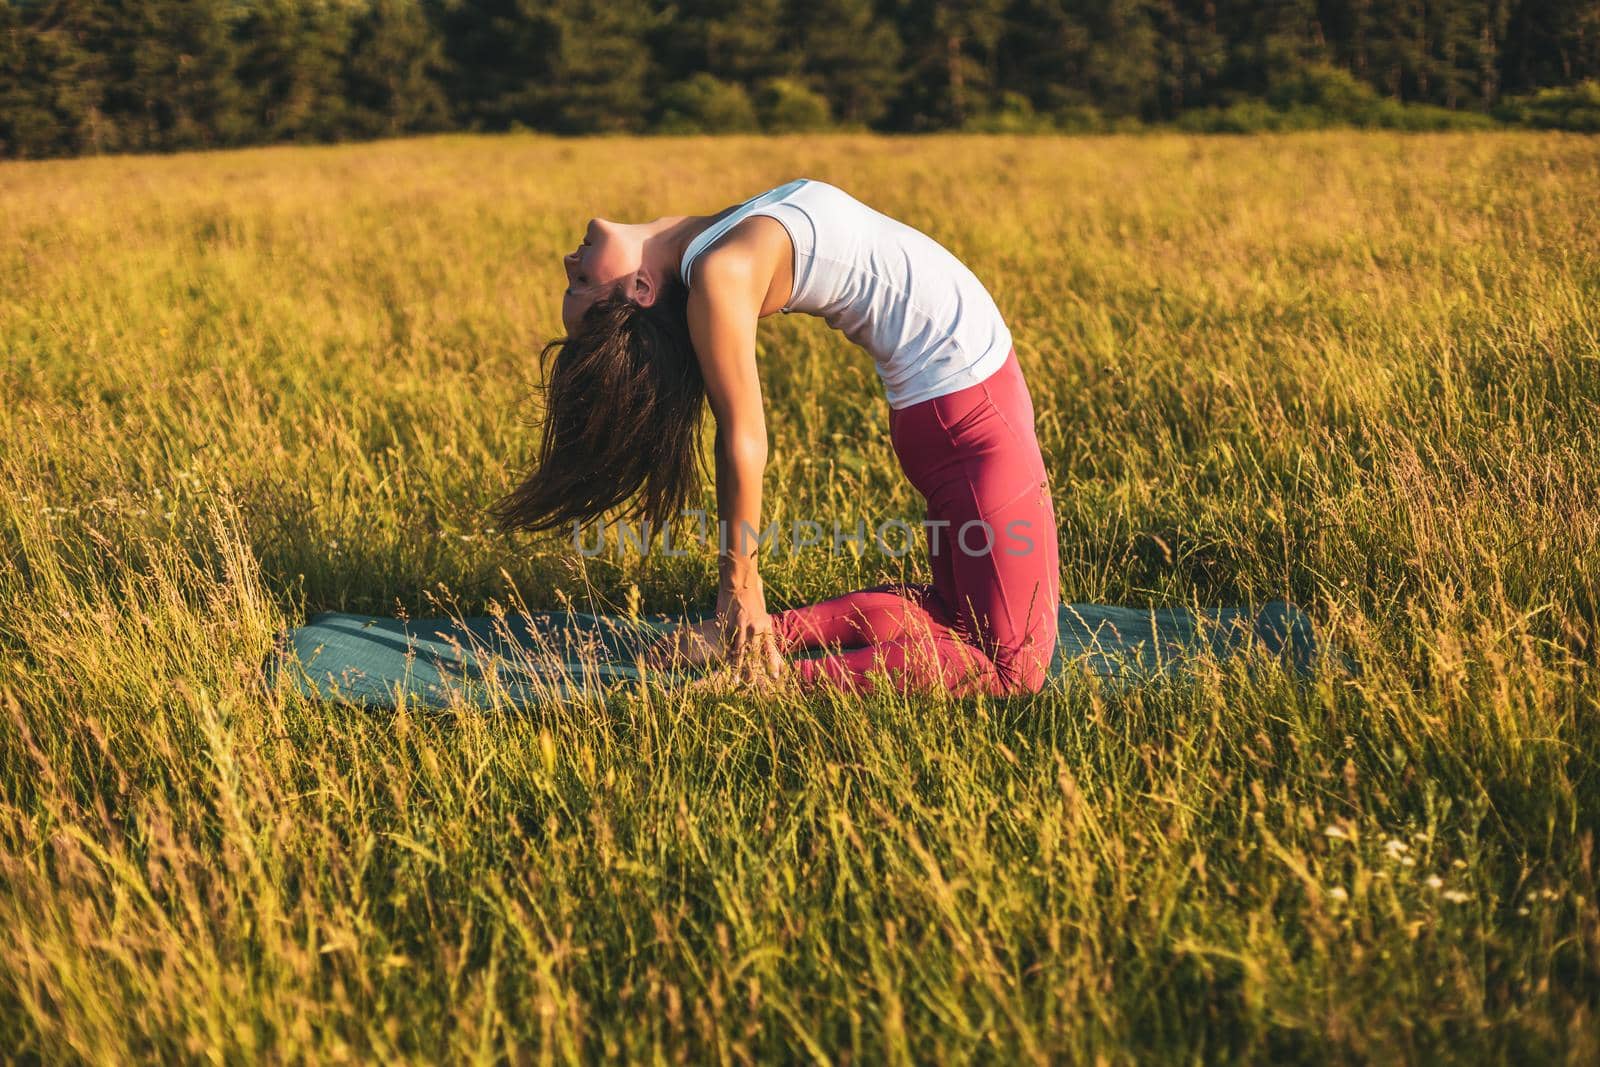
[{"xmin": 3, "ymin": 0, "xmax": 1598, "ymax": 158}]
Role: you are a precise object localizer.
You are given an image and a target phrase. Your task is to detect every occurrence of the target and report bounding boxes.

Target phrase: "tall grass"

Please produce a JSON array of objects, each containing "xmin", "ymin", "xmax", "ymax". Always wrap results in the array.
[{"xmin": 1, "ymin": 132, "xmax": 1598, "ymax": 1062}]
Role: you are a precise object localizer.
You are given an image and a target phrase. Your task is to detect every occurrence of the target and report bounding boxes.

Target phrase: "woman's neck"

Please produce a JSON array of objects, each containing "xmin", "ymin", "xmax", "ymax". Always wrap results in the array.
[{"xmin": 646, "ymin": 209, "xmax": 736, "ymax": 285}]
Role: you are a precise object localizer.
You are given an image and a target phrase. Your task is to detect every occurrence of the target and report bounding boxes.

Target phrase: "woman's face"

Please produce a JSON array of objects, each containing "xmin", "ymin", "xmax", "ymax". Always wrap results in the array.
[{"xmin": 561, "ymin": 219, "xmax": 641, "ymax": 334}]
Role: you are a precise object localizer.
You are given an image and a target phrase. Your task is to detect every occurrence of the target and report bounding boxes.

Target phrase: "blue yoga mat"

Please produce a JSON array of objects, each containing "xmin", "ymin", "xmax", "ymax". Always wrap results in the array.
[{"xmin": 267, "ymin": 601, "xmax": 1317, "ymax": 709}]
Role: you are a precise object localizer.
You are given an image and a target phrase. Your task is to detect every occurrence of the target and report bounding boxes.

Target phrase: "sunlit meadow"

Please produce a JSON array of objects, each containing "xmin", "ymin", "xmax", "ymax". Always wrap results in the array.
[{"xmin": 2, "ymin": 132, "xmax": 1598, "ymax": 1062}]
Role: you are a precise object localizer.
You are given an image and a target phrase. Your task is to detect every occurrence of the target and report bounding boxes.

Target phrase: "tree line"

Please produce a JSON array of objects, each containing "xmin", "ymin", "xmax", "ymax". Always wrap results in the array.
[{"xmin": 3, "ymin": 0, "xmax": 1598, "ymax": 158}]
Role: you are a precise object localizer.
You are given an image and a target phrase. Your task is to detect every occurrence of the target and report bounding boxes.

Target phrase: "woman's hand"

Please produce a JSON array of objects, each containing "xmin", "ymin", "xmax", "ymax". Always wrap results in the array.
[
  {"xmin": 717, "ymin": 565, "xmax": 784, "ymax": 684},
  {"xmin": 641, "ymin": 568, "xmax": 786, "ymax": 688}
]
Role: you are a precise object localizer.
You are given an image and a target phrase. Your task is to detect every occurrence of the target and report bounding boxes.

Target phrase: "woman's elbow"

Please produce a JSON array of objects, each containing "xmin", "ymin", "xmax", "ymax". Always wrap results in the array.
[{"xmin": 718, "ymin": 430, "xmax": 769, "ymax": 473}]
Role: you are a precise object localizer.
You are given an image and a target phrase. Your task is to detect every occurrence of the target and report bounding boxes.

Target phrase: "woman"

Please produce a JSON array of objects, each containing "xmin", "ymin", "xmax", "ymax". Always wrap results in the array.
[{"xmin": 494, "ymin": 178, "xmax": 1060, "ymax": 695}]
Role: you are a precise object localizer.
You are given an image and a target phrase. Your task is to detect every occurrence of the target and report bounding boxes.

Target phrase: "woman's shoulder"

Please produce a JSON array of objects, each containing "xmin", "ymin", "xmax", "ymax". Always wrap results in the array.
[{"xmin": 689, "ymin": 217, "xmax": 791, "ymax": 283}]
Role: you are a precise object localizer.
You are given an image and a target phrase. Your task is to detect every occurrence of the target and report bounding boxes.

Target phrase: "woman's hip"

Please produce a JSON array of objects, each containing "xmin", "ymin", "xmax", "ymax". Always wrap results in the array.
[{"xmin": 889, "ymin": 348, "xmax": 1049, "ymax": 502}]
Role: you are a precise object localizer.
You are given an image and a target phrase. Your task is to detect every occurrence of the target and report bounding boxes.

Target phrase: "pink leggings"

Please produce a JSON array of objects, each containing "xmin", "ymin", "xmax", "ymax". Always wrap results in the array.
[{"xmin": 769, "ymin": 349, "xmax": 1060, "ymax": 696}]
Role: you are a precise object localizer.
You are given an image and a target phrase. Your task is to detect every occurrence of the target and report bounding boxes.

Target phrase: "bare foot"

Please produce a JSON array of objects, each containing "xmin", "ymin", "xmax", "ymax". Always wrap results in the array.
[
  {"xmin": 686, "ymin": 668, "xmax": 739, "ymax": 695},
  {"xmin": 643, "ymin": 618, "xmax": 724, "ymax": 669}
]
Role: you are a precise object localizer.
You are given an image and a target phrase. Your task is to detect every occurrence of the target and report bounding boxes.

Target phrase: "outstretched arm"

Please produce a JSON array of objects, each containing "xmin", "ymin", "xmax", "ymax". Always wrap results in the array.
[{"xmin": 686, "ymin": 251, "xmax": 782, "ymax": 679}]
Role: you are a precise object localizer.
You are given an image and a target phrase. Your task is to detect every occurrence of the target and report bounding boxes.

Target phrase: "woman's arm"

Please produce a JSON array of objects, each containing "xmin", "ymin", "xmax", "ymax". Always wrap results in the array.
[{"xmin": 686, "ymin": 250, "xmax": 782, "ymax": 679}]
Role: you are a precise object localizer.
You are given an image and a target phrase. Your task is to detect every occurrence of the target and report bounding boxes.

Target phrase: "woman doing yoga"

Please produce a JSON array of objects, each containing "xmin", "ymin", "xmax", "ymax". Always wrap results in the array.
[{"xmin": 494, "ymin": 178, "xmax": 1060, "ymax": 695}]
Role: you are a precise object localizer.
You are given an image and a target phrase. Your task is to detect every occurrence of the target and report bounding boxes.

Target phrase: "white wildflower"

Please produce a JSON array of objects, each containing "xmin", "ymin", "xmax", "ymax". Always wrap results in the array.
[
  {"xmin": 1328, "ymin": 886, "xmax": 1349, "ymax": 902},
  {"xmin": 1442, "ymin": 890, "xmax": 1471, "ymax": 904},
  {"xmin": 1425, "ymin": 875, "xmax": 1444, "ymax": 889},
  {"xmin": 1324, "ymin": 825, "xmax": 1349, "ymax": 840}
]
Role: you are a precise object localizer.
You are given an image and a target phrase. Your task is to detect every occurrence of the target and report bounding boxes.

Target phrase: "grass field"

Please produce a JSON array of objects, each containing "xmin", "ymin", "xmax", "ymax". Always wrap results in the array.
[{"xmin": 2, "ymin": 132, "xmax": 1598, "ymax": 1063}]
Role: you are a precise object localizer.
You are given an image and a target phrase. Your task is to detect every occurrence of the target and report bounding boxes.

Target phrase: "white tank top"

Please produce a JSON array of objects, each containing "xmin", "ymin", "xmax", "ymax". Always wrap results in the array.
[{"xmin": 679, "ymin": 178, "xmax": 1014, "ymax": 409}]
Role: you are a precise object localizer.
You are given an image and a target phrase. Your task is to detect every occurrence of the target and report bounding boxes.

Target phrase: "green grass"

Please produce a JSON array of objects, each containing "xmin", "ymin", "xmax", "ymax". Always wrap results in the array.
[{"xmin": 2, "ymin": 132, "xmax": 1598, "ymax": 1062}]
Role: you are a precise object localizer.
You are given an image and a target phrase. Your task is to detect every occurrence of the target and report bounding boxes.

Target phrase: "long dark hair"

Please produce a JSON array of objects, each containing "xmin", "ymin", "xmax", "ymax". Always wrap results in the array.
[{"xmin": 492, "ymin": 280, "xmax": 704, "ymax": 534}]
